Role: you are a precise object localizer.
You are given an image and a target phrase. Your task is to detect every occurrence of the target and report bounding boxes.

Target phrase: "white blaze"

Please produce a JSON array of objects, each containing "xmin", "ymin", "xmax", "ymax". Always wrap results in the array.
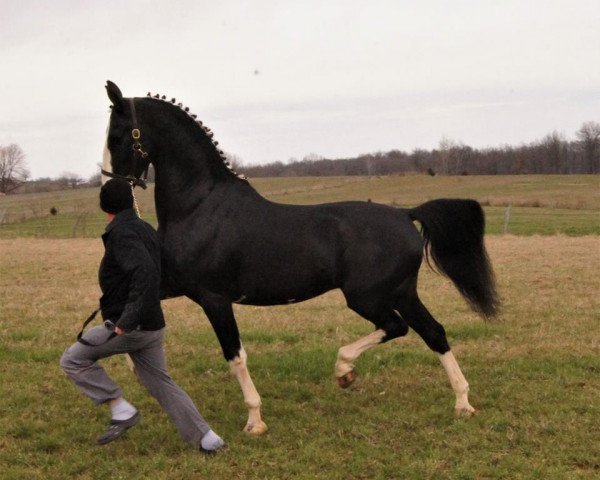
[{"xmin": 101, "ymin": 123, "xmax": 112, "ymax": 185}]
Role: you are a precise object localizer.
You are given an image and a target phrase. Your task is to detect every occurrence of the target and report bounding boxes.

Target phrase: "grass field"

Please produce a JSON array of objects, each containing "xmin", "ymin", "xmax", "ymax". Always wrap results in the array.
[
  {"xmin": 1, "ymin": 235, "xmax": 599, "ymax": 479},
  {"xmin": 1, "ymin": 175, "xmax": 599, "ymax": 478},
  {"xmin": 1, "ymin": 175, "xmax": 599, "ymax": 237}
]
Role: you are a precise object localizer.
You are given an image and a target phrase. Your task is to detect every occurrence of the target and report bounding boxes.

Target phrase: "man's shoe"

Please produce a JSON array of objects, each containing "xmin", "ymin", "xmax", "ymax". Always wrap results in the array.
[
  {"xmin": 96, "ymin": 412, "xmax": 140, "ymax": 445},
  {"xmin": 199, "ymin": 444, "xmax": 227, "ymax": 456},
  {"xmin": 200, "ymin": 443, "xmax": 226, "ymax": 455}
]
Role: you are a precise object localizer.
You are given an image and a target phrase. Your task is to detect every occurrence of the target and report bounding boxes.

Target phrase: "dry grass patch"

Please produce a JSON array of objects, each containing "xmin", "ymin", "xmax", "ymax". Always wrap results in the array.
[{"xmin": 1, "ymin": 236, "xmax": 599, "ymax": 479}]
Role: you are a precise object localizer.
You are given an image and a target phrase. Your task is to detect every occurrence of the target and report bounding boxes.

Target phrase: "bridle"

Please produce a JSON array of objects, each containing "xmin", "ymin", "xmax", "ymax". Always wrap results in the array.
[{"xmin": 101, "ymin": 98, "xmax": 150, "ymax": 190}]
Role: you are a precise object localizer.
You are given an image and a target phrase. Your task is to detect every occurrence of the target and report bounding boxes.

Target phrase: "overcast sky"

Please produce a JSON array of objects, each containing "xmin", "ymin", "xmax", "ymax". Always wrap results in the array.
[{"xmin": 1, "ymin": 0, "xmax": 599, "ymax": 179}]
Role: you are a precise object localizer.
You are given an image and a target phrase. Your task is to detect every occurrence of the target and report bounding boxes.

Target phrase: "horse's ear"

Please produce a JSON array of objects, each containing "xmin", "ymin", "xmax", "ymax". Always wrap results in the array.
[{"xmin": 106, "ymin": 80, "xmax": 125, "ymax": 112}]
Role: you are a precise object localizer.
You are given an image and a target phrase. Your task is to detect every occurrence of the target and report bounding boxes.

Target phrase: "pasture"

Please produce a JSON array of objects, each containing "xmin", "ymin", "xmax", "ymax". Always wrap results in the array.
[
  {"xmin": 1, "ymin": 175, "xmax": 599, "ymax": 237},
  {"xmin": 0, "ymin": 175, "xmax": 599, "ymax": 479}
]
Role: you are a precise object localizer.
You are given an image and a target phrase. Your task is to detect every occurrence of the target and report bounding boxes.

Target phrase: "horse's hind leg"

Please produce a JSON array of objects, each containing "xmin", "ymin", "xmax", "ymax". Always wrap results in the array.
[
  {"xmin": 395, "ymin": 293, "xmax": 476, "ymax": 417},
  {"xmin": 191, "ymin": 293, "xmax": 268, "ymax": 435},
  {"xmin": 336, "ymin": 296, "xmax": 409, "ymax": 388},
  {"xmin": 335, "ymin": 329, "xmax": 387, "ymax": 388}
]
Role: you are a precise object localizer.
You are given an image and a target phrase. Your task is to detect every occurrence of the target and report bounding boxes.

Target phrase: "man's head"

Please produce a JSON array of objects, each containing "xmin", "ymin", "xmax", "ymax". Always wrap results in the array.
[{"xmin": 100, "ymin": 178, "xmax": 134, "ymax": 214}]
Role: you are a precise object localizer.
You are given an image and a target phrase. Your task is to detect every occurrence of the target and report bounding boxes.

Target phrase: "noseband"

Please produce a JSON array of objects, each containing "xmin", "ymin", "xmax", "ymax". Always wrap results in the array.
[{"xmin": 101, "ymin": 98, "xmax": 150, "ymax": 190}]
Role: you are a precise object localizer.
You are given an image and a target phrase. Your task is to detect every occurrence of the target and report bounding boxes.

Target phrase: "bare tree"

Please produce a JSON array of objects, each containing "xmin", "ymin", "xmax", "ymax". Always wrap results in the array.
[
  {"xmin": 88, "ymin": 171, "xmax": 102, "ymax": 187},
  {"xmin": 541, "ymin": 131, "xmax": 567, "ymax": 173},
  {"xmin": 0, "ymin": 144, "xmax": 30, "ymax": 194},
  {"xmin": 223, "ymin": 151, "xmax": 244, "ymax": 171},
  {"xmin": 87, "ymin": 163, "xmax": 104, "ymax": 187},
  {"xmin": 438, "ymin": 137, "xmax": 470, "ymax": 174},
  {"xmin": 58, "ymin": 172, "xmax": 83, "ymax": 189},
  {"xmin": 576, "ymin": 121, "xmax": 600, "ymax": 174}
]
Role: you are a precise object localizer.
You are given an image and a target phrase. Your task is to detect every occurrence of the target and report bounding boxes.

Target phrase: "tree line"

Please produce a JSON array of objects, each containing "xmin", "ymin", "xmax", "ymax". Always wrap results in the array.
[
  {"xmin": 237, "ymin": 121, "xmax": 600, "ymax": 178},
  {"xmin": 1, "ymin": 121, "xmax": 598, "ymax": 195}
]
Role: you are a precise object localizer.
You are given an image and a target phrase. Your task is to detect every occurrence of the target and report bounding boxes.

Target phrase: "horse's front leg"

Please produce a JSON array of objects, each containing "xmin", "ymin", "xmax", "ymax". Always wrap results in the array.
[
  {"xmin": 228, "ymin": 343, "xmax": 267, "ymax": 434},
  {"xmin": 195, "ymin": 293, "xmax": 268, "ymax": 435}
]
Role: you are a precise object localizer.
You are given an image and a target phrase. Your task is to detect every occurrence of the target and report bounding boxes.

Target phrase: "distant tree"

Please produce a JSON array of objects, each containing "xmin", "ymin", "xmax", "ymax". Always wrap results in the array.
[
  {"xmin": 438, "ymin": 137, "xmax": 467, "ymax": 175},
  {"xmin": 541, "ymin": 131, "xmax": 567, "ymax": 173},
  {"xmin": 411, "ymin": 148, "xmax": 428, "ymax": 172},
  {"xmin": 58, "ymin": 172, "xmax": 83, "ymax": 189},
  {"xmin": 88, "ymin": 164, "xmax": 103, "ymax": 187},
  {"xmin": 223, "ymin": 152, "xmax": 244, "ymax": 172},
  {"xmin": 0, "ymin": 144, "xmax": 30, "ymax": 194},
  {"xmin": 88, "ymin": 172, "xmax": 102, "ymax": 187},
  {"xmin": 576, "ymin": 121, "xmax": 600, "ymax": 174},
  {"xmin": 302, "ymin": 153, "xmax": 324, "ymax": 162}
]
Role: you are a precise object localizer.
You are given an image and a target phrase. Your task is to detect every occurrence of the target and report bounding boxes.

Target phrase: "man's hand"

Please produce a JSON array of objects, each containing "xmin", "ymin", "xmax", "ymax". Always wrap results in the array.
[{"xmin": 115, "ymin": 326, "xmax": 125, "ymax": 335}]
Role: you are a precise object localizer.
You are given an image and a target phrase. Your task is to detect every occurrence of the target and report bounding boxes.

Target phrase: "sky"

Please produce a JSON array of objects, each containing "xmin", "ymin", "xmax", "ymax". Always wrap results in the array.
[{"xmin": 1, "ymin": 0, "xmax": 599, "ymax": 180}]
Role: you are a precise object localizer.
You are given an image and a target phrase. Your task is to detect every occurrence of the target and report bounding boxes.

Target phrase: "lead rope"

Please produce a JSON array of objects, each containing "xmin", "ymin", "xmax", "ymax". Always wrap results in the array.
[
  {"xmin": 127, "ymin": 181, "xmax": 140, "ymax": 376},
  {"xmin": 130, "ymin": 182, "xmax": 141, "ymax": 218}
]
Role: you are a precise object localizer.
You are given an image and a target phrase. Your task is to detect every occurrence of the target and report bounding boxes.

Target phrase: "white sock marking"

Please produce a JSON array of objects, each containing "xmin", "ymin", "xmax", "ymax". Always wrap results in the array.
[
  {"xmin": 438, "ymin": 350, "xmax": 475, "ymax": 413},
  {"xmin": 336, "ymin": 329, "xmax": 386, "ymax": 377},
  {"xmin": 228, "ymin": 345, "xmax": 265, "ymax": 431}
]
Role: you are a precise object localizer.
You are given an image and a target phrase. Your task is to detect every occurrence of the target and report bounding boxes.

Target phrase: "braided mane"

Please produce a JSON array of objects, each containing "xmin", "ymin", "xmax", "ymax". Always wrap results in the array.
[{"xmin": 146, "ymin": 92, "xmax": 248, "ymax": 181}]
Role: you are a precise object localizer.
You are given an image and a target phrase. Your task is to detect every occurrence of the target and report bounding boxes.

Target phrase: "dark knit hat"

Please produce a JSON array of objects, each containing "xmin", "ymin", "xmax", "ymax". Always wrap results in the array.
[{"xmin": 100, "ymin": 178, "xmax": 134, "ymax": 214}]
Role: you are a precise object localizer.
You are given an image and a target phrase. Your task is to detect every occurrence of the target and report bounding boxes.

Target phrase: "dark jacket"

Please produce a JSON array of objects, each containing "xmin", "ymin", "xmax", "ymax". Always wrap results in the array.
[{"xmin": 99, "ymin": 208, "xmax": 165, "ymax": 332}]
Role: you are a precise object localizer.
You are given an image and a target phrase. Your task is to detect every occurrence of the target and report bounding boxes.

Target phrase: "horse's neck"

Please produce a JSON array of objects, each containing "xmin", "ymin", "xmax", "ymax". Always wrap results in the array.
[{"xmin": 151, "ymin": 135, "xmax": 254, "ymax": 224}]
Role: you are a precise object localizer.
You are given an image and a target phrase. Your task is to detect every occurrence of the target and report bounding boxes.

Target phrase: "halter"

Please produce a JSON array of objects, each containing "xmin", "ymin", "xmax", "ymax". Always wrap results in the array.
[{"xmin": 101, "ymin": 98, "xmax": 150, "ymax": 190}]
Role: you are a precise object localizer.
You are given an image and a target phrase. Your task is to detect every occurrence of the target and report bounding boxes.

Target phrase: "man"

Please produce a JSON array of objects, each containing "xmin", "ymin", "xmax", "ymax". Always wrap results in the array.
[{"xmin": 60, "ymin": 178, "xmax": 224, "ymax": 452}]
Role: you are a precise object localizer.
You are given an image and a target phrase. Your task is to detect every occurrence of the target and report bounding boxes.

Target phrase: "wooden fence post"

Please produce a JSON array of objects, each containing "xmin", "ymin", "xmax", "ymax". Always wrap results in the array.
[
  {"xmin": 503, "ymin": 205, "xmax": 512, "ymax": 234},
  {"xmin": 72, "ymin": 213, "xmax": 86, "ymax": 238}
]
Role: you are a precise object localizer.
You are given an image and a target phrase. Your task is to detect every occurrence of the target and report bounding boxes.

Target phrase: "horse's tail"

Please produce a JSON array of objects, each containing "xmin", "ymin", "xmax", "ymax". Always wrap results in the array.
[{"xmin": 408, "ymin": 199, "xmax": 499, "ymax": 319}]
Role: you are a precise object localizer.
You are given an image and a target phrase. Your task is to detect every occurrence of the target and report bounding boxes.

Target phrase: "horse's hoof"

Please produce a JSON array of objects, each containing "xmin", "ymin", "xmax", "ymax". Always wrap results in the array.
[
  {"xmin": 454, "ymin": 405, "xmax": 477, "ymax": 418},
  {"xmin": 243, "ymin": 420, "xmax": 268, "ymax": 436},
  {"xmin": 337, "ymin": 368, "xmax": 357, "ymax": 389}
]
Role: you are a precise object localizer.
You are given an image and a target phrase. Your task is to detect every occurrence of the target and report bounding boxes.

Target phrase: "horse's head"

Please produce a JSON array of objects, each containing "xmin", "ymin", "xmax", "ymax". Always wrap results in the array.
[
  {"xmin": 103, "ymin": 80, "xmax": 151, "ymax": 188},
  {"xmin": 103, "ymin": 81, "xmax": 248, "ymax": 190}
]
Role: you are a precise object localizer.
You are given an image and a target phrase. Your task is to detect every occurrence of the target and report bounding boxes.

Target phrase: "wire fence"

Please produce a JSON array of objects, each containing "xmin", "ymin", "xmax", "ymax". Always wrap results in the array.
[
  {"xmin": 0, "ymin": 187, "xmax": 158, "ymax": 238},
  {"xmin": 1, "ymin": 182, "xmax": 599, "ymax": 238}
]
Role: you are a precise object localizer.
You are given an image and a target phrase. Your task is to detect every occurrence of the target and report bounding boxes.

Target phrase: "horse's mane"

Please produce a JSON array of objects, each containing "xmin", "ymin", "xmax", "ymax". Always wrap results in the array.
[{"xmin": 146, "ymin": 92, "xmax": 248, "ymax": 182}]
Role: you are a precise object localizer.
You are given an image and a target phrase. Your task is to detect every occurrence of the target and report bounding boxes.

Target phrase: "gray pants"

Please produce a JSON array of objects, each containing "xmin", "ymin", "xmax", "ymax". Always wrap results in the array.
[{"xmin": 60, "ymin": 325, "xmax": 211, "ymax": 448}]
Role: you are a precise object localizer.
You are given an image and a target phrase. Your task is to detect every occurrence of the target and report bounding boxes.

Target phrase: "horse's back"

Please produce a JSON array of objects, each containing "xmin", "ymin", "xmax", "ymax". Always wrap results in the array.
[
  {"xmin": 252, "ymin": 199, "xmax": 423, "ymax": 258},
  {"xmin": 252, "ymin": 200, "xmax": 425, "ymax": 290},
  {"xmin": 315, "ymin": 202, "xmax": 424, "ymax": 289}
]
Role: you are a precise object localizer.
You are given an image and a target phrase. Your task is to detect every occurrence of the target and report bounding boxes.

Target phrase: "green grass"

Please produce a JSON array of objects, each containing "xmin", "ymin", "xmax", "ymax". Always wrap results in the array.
[
  {"xmin": 484, "ymin": 206, "xmax": 600, "ymax": 235},
  {"xmin": 0, "ymin": 211, "xmax": 158, "ymax": 238},
  {"xmin": 1, "ymin": 236, "xmax": 599, "ymax": 479},
  {"xmin": 1, "ymin": 175, "xmax": 598, "ymax": 237}
]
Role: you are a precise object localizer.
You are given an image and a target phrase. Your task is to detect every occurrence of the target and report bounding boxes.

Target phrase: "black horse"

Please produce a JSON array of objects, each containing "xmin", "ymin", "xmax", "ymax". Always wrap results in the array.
[{"xmin": 103, "ymin": 81, "xmax": 498, "ymax": 434}]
